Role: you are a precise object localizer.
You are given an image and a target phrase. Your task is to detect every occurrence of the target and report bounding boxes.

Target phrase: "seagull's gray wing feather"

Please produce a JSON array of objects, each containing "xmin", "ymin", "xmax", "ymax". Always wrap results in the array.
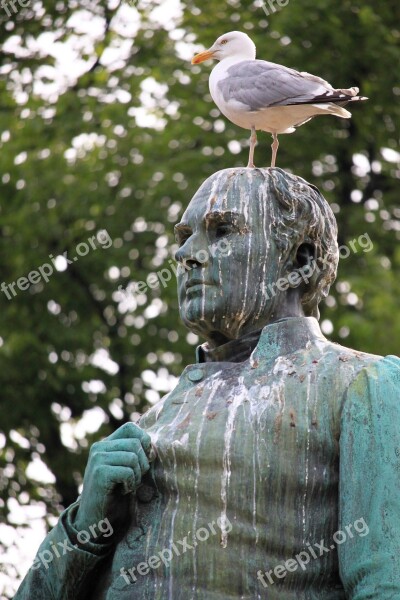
[{"xmin": 219, "ymin": 60, "xmax": 351, "ymax": 110}]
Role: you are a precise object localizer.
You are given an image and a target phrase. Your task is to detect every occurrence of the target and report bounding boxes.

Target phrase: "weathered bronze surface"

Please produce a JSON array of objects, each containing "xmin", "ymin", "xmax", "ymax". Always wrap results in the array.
[{"xmin": 16, "ymin": 168, "xmax": 400, "ymax": 599}]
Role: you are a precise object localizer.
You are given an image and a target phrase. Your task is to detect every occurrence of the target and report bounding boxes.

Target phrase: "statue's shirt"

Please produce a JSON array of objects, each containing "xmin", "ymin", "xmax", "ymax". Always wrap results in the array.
[{"xmin": 16, "ymin": 318, "xmax": 400, "ymax": 599}]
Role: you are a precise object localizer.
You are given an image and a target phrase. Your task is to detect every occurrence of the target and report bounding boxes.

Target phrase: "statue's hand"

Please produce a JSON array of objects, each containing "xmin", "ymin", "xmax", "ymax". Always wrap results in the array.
[{"xmin": 73, "ymin": 422, "xmax": 152, "ymax": 536}]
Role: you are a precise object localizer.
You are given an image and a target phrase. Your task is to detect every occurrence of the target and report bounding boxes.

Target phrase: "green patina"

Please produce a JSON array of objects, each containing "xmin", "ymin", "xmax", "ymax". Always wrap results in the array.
[{"xmin": 16, "ymin": 169, "xmax": 400, "ymax": 599}]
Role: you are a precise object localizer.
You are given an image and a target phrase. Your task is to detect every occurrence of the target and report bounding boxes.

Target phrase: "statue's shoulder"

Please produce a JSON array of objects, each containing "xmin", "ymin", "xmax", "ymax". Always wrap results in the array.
[
  {"xmin": 322, "ymin": 339, "xmax": 400, "ymax": 372},
  {"xmin": 320, "ymin": 338, "xmax": 400, "ymax": 392},
  {"xmin": 320, "ymin": 337, "xmax": 382, "ymax": 366},
  {"xmin": 307, "ymin": 337, "xmax": 386, "ymax": 392},
  {"xmin": 340, "ymin": 354, "xmax": 400, "ymax": 431}
]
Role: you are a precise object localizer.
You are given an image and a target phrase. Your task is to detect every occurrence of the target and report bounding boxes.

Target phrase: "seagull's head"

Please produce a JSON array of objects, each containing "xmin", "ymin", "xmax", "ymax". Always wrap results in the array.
[{"xmin": 191, "ymin": 31, "xmax": 256, "ymax": 64}]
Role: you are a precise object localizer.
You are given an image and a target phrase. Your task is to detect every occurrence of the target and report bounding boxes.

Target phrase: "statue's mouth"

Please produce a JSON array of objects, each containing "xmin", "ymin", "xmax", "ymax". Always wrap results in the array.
[{"xmin": 185, "ymin": 279, "xmax": 212, "ymax": 291}]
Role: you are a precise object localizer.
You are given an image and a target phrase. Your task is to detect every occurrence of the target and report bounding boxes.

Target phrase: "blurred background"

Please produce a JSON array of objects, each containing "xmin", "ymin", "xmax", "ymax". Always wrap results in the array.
[{"xmin": 0, "ymin": 0, "xmax": 399, "ymax": 594}]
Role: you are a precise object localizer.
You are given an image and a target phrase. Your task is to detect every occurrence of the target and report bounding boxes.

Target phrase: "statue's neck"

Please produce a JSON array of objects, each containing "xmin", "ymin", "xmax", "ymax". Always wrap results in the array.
[{"xmin": 196, "ymin": 327, "xmax": 263, "ymax": 363}]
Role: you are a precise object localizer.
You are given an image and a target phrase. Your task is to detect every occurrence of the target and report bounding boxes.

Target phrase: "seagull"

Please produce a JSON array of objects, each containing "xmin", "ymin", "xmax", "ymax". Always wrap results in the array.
[{"xmin": 191, "ymin": 31, "xmax": 367, "ymax": 168}]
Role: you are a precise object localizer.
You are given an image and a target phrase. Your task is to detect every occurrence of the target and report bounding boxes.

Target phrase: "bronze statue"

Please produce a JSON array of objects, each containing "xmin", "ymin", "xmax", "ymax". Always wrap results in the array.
[{"xmin": 16, "ymin": 168, "xmax": 400, "ymax": 599}]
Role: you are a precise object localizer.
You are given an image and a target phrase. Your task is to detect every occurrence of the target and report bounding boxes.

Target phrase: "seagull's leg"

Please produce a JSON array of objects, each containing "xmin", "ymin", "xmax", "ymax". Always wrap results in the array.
[
  {"xmin": 271, "ymin": 133, "xmax": 279, "ymax": 167},
  {"xmin": 247, "ymin": 126, "xmax": 257, "ymax": 168}
]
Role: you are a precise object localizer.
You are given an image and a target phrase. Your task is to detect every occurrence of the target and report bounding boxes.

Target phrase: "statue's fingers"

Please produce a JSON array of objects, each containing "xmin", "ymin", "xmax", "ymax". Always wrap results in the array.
[
  {"xmin": 97, "ymin": 439, "xmax": 151, "ymax": 472},
  {"xmin": 103, "ymin": 466, "xmax": 139, "ymax": 495},
  {"xmin": 101, "ymin": 449, "xmax": 149, "ymax": 477},
  {"xmin": 103, "ymin": 422, "xmax": 152, "ymax": 454},
  {"xmin": 99, "ymin": 438, "xmax": 143, "ymax": 453},
  {"xmin": 134, "ymin": 445, "xmax": 151, "ymax": 473}
]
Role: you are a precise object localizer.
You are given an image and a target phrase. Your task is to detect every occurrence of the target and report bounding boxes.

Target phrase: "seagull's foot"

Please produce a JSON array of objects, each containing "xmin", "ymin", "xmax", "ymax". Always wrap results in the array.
[{"xmin": 247, "ymin": 161, "xmax": 256, "ymax": 168}]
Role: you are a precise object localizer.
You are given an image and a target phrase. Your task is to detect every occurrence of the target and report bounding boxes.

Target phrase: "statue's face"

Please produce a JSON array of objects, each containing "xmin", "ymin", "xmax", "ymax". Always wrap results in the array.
[{"xmin": 175, "ymin": 170, "xmax": 284, "ymax": 346}]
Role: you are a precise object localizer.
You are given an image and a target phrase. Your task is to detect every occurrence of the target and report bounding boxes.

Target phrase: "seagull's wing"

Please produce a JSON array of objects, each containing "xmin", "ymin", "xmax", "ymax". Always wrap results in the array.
[{"xmin": 218, "ymin": 60, "xmax": 357, "ymax": 111}]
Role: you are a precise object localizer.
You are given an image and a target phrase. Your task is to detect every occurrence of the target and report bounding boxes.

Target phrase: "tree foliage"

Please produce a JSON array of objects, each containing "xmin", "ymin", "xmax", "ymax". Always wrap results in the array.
[{"xmin": 0, "ymin": 0, "xmax": 399, "ymax": 593}]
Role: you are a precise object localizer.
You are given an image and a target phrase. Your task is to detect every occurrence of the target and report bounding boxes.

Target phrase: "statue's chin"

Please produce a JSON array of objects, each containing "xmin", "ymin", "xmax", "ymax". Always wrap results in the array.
[
  {"xmin": 180, "ymin": 314, "xmax": 251, "ymax": 348},
  {"xmin": 181, "ymin": 306, "xmax": 268, "ymax": 343},
  {"xmin": 180, "ymin": 311, "xmax": 229, "ymax": 345}
]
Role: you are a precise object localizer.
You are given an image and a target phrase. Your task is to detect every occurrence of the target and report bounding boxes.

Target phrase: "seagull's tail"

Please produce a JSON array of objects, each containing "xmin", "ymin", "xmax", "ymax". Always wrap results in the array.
[
  {"xmin": 311, "ymin": 103, "xmax": 353, "ymax": 119},
  {"xmin": 337, "ymin": 86, "xmax": 369, "ymax": 104},
  {"xmin": 316, "ymin": 87, "xmax": 368, "ymax": 119},
  {"xmin": 343, "ymin": 95, "xmax": 369, "ymax": 102},
  {"xmin": 339, "ymin": 86, "xmax": 368, "ymax": 101}
]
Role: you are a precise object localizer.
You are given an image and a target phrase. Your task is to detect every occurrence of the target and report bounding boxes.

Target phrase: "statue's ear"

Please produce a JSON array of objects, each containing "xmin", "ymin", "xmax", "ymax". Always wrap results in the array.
[
  {"xmin": 295, "ymin": 243, "xmax": 315, "ymax": 270},
  {"xmin": 284, "ymin": 242, "xmax": 316, "ymax": 290}
]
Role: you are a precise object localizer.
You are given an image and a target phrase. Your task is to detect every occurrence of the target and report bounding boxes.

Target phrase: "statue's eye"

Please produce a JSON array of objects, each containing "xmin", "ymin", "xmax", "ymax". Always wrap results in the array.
[
  {"xmin": 175, "ymin": 227, "xmax": 192, "ymax": 247},
  {"xmin": 214, "ymin": 223, "xmax": 232, "ymax": 238},
  {"xmin": 177, "ymin": 234, "xmax": 190, "ymax": 247},
  {"xmin": 220, "ymin": 39, "xmax": 228, "ymax": 45}
]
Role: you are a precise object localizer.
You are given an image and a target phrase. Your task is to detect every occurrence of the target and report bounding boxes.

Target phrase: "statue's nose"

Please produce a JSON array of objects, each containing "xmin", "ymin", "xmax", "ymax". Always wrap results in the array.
[{"xmin": 174, "ymin": 233, "xmax": 210, "ymax": 269}]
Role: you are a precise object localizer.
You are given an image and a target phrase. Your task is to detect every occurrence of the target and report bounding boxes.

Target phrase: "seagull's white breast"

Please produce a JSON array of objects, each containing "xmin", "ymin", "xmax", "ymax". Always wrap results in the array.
[{"xmin": 209, "ymin": 58, "xmax": 256, "ymax": 129}]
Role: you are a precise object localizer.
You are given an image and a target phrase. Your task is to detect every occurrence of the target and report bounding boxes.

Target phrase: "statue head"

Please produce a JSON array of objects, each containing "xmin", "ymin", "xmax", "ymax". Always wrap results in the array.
[{"xmin": 174, "ymin": 168, "xmax": 338, "ymax": 347}]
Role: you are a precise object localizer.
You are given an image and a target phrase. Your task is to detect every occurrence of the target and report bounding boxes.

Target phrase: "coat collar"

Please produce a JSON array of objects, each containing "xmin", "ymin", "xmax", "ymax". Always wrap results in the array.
[{"xmin": 196, "ymin": 317, "xmax": 327, "ymax": 364}]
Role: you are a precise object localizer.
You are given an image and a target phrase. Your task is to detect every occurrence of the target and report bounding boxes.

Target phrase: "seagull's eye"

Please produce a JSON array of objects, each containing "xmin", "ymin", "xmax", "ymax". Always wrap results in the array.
[{"xmin": 220, "ymin": 39, "xmax": 228, "ymax": 45}]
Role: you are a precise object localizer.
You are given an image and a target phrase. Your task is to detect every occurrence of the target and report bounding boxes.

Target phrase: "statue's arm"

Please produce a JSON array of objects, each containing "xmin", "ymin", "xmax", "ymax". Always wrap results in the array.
[
  {"xmin": 14, "ymin": 500, "xmax": 114, "ymax": 599},
  {"xmin": 15, "ymin": 421, "xmax": 152, "ymax": 599},
  {"xmin": 339, "ymin": 355, "xmax": 400, "ymax": 598}
]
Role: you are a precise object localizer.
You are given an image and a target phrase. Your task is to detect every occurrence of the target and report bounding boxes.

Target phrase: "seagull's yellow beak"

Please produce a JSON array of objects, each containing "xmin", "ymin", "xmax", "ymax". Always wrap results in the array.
[{"xmin": 191, "ymin": 49, "xmax": 216, "ymax": 64}]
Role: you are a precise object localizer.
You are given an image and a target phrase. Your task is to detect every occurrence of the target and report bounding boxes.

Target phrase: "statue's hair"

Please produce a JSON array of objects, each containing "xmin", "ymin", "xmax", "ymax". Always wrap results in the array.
[{"xmin": 266, "ymin": 168, "xmax": 339, "ymax": 318}]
